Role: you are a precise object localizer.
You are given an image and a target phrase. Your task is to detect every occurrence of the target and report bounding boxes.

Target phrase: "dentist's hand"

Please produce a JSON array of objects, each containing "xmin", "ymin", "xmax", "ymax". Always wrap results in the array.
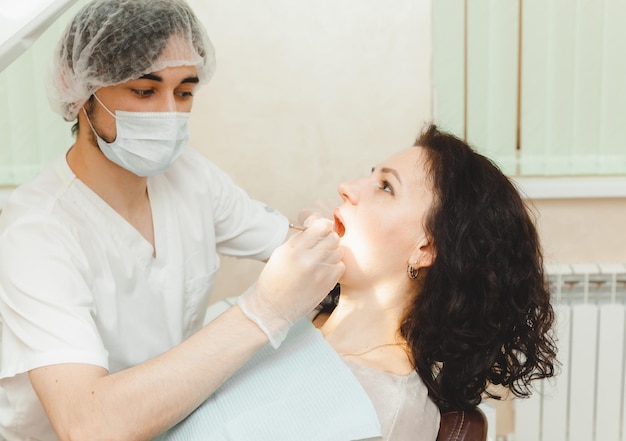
[{"xmin": 237, "ymin": 217, "xmax": 344, "ymax": 348}]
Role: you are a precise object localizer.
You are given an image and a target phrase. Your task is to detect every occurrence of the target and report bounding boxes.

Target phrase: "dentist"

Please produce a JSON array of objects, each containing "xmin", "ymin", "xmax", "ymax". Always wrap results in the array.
[{"xmin": 0, "ymin": 1, "xmax": 343, "ymax": 440}]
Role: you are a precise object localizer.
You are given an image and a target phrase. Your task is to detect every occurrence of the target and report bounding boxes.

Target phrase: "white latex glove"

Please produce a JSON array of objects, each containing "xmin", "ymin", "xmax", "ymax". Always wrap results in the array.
[
  {"xmin": 297, "ymin": 197, "xmax": 342, "ymax": 225},
  {"xmin": 237, "ymin": 217, "xmax": 344, "ymax": 348}
]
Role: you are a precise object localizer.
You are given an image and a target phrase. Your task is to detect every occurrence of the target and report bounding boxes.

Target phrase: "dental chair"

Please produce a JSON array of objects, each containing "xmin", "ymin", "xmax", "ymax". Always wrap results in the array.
[{"xmin": 436, "ymin": 407, "xmax": 488, "ymax": 441}]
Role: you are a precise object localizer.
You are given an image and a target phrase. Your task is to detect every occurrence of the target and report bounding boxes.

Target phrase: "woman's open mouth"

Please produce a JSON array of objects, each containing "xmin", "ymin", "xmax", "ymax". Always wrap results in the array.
[{"xmin": 334, "ymin": 210, "xmax": 345, "ymax": 237}]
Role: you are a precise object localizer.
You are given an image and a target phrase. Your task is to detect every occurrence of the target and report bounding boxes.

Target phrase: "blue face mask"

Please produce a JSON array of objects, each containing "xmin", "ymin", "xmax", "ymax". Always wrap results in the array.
[{"xmin": 83, "ymin": 94, "xmax": 190, "ymax": 177}]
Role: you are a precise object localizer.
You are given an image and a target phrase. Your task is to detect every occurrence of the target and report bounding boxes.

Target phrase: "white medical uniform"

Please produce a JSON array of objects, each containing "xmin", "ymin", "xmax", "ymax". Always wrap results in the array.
[{"xmin": 0, "ymin": 147, "xmax": 288, "ymax": 441}]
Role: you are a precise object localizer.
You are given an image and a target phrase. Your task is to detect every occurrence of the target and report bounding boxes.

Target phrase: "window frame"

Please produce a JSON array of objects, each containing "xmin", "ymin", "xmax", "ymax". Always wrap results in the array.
[{"xmin": 0, "ymin": 0, "xmax": 79, "ymax": 72}]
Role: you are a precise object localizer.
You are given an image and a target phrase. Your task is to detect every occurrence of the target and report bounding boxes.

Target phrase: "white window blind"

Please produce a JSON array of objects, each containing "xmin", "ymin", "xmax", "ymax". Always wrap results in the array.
[
  {"xmin": 0, "ymin": 0, "xmax": 83, "ymax": 186},
  {"xmin": 432, "ymin": 0, "xmax": 626, "ymax": 178}
]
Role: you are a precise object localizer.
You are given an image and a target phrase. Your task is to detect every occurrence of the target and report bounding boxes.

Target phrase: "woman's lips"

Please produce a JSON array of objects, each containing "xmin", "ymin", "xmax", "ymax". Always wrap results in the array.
[{"xmin": 334, "ymin": 209, "xmax": 345, "ymax": 237}]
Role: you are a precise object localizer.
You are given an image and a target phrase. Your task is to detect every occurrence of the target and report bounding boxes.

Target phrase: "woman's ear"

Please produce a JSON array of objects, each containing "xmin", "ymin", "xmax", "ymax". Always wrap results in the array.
[{"xmin": 409, "ymin": 238, "xmax": 435, "ymax": 269}]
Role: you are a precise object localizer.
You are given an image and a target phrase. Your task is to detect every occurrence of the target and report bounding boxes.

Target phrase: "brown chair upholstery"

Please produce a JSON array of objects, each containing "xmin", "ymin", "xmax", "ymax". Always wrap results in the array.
[{"xmin": 436, "ymin": 407, "xmax": 488, "ymax": 441}]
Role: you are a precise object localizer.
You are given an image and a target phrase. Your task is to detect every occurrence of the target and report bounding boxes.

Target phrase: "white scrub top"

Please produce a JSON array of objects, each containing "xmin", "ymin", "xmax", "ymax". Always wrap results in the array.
[{"xmin": 0, "ymin": 147, "xmax": 288, "ymax": 440}]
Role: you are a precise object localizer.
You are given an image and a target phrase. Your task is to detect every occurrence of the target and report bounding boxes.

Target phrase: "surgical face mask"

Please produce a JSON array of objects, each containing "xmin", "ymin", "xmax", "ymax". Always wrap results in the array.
[{"xmin": 83, "ymin": 94, "xmax": 190, "ymax": 176}]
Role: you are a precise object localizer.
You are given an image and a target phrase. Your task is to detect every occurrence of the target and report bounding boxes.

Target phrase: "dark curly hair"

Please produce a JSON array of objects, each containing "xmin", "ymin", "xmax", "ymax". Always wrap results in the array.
[
  {"xmin": 318, "ymin": 124, "xmax": 557, "ymax": 411},
  {"xmin": 405, "ymin": 124, "xmax": 557, "ymax": 410}
]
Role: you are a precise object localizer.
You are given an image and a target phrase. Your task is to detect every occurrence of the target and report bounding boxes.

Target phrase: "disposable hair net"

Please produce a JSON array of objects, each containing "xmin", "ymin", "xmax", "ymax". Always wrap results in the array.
[{"xmin": 49, "ymin": 0, "xmax": 216, "ymax": 121}]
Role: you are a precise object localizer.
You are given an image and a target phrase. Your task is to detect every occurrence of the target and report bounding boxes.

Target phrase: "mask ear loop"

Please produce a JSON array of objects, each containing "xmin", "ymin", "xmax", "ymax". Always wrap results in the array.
[
  {"xmin": 82, "ymin": 107, "xmax": 97, "ymax": 133},
  {"xmin": 92, "ymin": 93, "xmax": 117, "ymax": 118},
  {"xmin": 82, "ymin": 95, "xmax": 112, "ymax": 142}
]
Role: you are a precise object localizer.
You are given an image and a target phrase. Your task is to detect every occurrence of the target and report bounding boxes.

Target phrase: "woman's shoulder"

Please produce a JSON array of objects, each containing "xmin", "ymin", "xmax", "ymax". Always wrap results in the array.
[
  {"xmin": 342, "ymin": 356, "xmax": 417, "ymax": 383},
  {"xmin": 343, "ymin": 358, "xmax": 440, "ymax": 440}
]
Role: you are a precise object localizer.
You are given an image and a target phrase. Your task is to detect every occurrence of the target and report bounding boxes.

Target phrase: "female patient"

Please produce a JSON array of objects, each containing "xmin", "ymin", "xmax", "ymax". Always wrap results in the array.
[
  {"xmin": 314, "ymin": 124, "xmax": 557, "ymax": 439},
  {"xmin": 164, "ymin": 124, "xmax": 557, "ymax": 440}
]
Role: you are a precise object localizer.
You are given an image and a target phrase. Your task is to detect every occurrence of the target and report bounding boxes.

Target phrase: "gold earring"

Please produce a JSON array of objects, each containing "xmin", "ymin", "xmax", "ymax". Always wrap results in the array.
[{"xmin": 407, "ymin": 265, "xmax": 419, "ymax": 280}]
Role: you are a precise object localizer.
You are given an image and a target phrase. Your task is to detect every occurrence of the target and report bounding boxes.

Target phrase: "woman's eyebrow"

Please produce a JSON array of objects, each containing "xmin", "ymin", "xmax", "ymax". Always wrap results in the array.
[{"xmin": 374, "ymin": 166, "xmax": 402, "ymax": 184}]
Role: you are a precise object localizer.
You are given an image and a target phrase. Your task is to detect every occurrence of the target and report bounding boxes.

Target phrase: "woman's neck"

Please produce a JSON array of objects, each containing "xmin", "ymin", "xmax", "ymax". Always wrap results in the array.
[{"xmin": 318, "ymin": 284, "xmax": 414, "ymax": 375}]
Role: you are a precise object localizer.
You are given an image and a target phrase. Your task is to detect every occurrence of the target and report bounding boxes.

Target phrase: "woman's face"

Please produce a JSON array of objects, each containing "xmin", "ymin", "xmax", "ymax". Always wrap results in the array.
[{"xmin": 334, "ymin": 147, "xmax": 435, "ymax": 288}]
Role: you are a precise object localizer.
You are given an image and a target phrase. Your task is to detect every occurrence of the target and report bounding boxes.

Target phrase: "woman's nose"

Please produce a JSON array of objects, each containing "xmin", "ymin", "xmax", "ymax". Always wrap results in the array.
[{"xmin": 337, "ymin": 180, "xmax": 359, "ymax": 204}]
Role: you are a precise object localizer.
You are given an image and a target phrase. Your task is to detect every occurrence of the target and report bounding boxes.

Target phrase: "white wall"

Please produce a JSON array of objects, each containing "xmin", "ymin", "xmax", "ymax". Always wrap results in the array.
[{"xmin": 185, "ymin": 0, "xmax": 433, "ymax": 300}]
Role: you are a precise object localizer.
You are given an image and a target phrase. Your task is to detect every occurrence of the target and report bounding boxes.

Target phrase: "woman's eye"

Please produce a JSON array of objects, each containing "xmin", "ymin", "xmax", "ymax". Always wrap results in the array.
[
  {"xmin": 379, "ymin": 180, "xmax": 394, "ymax": 194},
  {"xmin": 176, "ymin": 90, "xmax": 194, "ymax": 98}
]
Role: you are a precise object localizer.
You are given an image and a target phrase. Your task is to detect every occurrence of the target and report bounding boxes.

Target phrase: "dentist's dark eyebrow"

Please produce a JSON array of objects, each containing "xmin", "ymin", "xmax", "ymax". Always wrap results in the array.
[
  {"xmin": 139, "ymin": 73, "xmax": 200, "ymax": 84},
  {"xmin": 139, "ymin": 73, "xmax": 163, "ymax": 82}
]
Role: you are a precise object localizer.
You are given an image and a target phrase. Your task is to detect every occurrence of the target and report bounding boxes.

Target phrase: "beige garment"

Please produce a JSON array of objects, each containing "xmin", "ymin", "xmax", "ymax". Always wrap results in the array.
[{"xmin": 343, "ymin": 358, "xmax": 440, "ymax": 441}]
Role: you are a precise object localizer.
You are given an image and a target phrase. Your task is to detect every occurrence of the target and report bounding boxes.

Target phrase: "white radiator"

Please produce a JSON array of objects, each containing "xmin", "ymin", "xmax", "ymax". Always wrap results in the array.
[{"xmin": 515, "ymin": 262, "xmax": 626, "ymax": 441}]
